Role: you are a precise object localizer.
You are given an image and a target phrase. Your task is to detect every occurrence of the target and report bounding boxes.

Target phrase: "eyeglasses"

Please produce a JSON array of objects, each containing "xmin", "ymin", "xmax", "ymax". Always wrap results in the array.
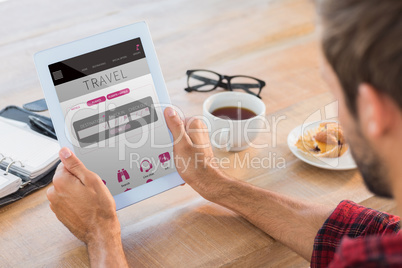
[{"xmin": 185, "ymin": 69, "xmax": 266, "ymax": 98}]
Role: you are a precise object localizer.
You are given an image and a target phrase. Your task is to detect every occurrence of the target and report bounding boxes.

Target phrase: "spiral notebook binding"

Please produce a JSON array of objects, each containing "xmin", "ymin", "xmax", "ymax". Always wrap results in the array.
[
  {"xmin": 4, "ymin": 160, "xmax": 25, "ymax": 175},
  {"xmin": 0, "ymin": 155, "xmax": 14, "ymax": 169},
  {"xmin": 0, "ymin": 153, "xmax": 30, "ymax": 188}
]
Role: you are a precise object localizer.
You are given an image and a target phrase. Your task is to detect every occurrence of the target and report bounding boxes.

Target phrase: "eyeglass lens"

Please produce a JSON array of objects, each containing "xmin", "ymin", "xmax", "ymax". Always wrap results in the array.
[
  {"xmin": 229, "ymin": 76, "xmax": 261, "ymax": 96},
  {"xmin": 187, "ymin": 71, "xmax": 220, "ymax": 91}
]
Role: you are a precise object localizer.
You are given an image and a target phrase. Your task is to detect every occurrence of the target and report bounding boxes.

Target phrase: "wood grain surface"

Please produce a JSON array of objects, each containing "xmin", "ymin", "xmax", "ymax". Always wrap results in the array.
[{"xmin": 0, "ymin": 0, "xmax": 396, "ymax": 267}]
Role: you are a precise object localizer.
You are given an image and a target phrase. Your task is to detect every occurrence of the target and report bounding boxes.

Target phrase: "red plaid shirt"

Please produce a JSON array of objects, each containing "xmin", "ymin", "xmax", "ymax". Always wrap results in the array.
[{"xmin": 311, "ymin": 200, "xmax": 401, "ymax": 267}]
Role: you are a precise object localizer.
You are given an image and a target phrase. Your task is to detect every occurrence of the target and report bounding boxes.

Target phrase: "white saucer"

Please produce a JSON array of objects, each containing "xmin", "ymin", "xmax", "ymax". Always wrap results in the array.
[{"xmin": 287, "ymin": 121, "xmax": 357, "ymax": 170}]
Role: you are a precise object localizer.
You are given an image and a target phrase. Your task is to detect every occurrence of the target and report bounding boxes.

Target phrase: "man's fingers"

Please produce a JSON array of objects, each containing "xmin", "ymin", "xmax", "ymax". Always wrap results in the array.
[
  {"xmin": 49, "ymin": 203, "xmax": 55, "ymax": 213},
  {"xmin": 164, "ymin": 107, "xmax": 193, "ymax": 148},
  {"xmin": 47, "ymin": 186, "xmax": 56, "ymax": 203},
  {"xmin": 59, "ymin": 147, "xmax": 88, "ymax": 185},
  {"xmin": 55, "ymin": 162, "xmax": 64, "ymax": 173},
  {"xmin": 184, "ymin": 117, "xmax": 210, "ymax": 146}
]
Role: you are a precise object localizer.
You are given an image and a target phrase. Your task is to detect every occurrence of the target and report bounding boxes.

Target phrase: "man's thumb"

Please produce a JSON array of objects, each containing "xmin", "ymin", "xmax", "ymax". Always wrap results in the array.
[
  {"xmin": 164, "ymin": 107, "xmax": 192, "ymax": 147},
  {"xmin": 59, "ymin": 147, "xmax": 87, "ymax": 181}
]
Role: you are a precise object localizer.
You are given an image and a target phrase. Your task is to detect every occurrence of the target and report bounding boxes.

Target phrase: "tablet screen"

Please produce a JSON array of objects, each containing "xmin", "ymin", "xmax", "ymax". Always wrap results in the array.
[{"xmin": 48, "ymin": 38, "xmax": 176, "ymax": 195}]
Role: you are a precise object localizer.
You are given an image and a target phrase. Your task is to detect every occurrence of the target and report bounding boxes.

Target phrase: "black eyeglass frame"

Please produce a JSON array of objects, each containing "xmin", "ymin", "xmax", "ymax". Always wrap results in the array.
[{"xmin": 185, "ymin": 69, "xmax": 266, "ymax": 98}]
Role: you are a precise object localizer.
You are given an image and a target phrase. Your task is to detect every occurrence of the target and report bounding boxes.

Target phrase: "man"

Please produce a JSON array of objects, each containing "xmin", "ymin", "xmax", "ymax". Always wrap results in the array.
[{"xmin": 46, "ymin": 0, "xmax": 402, "ymax": 267}]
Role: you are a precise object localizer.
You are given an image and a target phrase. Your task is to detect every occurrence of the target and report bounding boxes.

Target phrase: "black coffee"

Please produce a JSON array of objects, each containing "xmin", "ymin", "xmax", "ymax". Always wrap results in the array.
[{"xmin": 211, "ymin": 106, "xmax": 257, "ymax": 120}]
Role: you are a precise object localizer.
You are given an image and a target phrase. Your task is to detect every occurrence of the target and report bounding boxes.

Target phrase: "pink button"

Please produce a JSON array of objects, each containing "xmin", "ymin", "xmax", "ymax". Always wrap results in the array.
[
  {"xmin": 107, "ymin": 88, "xmax": 130, "ymax": 100},
  {"xmin": 87, "ymin": 96, "xmax": 106, "ymax": 106}
]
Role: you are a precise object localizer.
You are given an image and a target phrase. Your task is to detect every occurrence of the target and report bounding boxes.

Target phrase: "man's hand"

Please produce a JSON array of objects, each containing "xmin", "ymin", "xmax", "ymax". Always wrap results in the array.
[
  {"xmin": 163, "ymin": 107, "xmax": 232, "ymax": 202},
  {"xmin": 47, "ymin": 148, "xmax": 128, "ymax": 267}
]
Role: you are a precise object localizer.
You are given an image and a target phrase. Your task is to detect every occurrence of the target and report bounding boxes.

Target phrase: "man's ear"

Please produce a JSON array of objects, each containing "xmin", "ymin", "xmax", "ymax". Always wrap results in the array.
[{"xmin": 357, "ymin": 83, "xmax": 394, "ymax": 139}]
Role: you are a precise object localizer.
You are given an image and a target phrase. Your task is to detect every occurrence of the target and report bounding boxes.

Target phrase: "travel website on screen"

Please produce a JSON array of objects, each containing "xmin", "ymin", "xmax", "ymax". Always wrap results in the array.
[{"xmin": 48, "ymin": 38, "xmax": 175, "ymax": 195}]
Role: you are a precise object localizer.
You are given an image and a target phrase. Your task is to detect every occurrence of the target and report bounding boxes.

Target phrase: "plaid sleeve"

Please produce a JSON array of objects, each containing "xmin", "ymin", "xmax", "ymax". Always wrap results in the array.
[
  {"xmin": 311, "ymin": 200, "xmax": 400, "ymax": 268},
  {"xmin": 328, "ymin": 235, "xmax": 402, "ymax": 267}
]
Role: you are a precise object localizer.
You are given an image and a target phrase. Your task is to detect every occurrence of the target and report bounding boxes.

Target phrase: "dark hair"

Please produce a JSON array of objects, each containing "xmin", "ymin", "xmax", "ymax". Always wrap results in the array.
[{"xmin": 318, "ymin": 0, "xmax": 402, "ymax": 115}]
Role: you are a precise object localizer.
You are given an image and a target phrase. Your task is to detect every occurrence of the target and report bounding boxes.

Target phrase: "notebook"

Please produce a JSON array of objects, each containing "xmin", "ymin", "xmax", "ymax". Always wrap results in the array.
[{"xmin": 0, "ymin": 117, "xmax": 60, "ymax": 198}]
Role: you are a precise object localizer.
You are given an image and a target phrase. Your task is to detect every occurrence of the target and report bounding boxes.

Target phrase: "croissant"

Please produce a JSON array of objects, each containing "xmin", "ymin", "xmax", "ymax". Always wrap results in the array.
[{"xmin": 295, "ymin": 122, "xmax": 348, "ymax": 158}]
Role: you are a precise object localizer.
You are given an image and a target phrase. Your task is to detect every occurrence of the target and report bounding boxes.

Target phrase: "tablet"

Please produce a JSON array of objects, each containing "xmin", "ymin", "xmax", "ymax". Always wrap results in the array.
[{"xmin": 34, "ymin": 22, "xmax": 184, "ymax": 210}]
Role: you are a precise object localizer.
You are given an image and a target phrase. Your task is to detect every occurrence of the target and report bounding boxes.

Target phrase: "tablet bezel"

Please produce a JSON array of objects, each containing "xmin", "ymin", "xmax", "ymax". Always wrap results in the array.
[{"xmin": 34, "ymin": 22, "xmax": 184, "ymax": 210}]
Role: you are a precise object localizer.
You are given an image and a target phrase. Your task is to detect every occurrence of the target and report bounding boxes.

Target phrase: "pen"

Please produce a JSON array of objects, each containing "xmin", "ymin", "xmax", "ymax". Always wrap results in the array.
[{"xmin": 28, "ymin": 116, "xmax": 57, "ymax": 139}]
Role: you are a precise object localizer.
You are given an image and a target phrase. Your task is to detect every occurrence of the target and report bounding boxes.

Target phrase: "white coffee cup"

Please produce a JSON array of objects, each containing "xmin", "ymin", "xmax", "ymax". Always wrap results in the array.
[{"xmin": 203, "ymin": 92, "xmax": 266, "ymax": 151}]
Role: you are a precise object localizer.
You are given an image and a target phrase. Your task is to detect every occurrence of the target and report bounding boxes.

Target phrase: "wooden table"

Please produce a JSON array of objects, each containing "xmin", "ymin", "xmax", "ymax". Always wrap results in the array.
[{"xmin": 0, "ymin": 0, "xmax": 397, "ymax": 267}]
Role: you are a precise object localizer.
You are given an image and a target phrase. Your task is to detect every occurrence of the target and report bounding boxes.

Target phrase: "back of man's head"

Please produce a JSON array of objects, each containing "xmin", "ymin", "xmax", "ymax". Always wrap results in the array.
[{"xmin": 318, "ymin": 0, "xmax": 402, "ymax": 116}]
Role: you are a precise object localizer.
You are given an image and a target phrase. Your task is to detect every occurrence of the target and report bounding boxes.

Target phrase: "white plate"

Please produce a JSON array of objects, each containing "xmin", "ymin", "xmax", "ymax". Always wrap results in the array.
[{"xmin": 287, "ymin": 121, "xmax": 357, "ymax": 170}]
